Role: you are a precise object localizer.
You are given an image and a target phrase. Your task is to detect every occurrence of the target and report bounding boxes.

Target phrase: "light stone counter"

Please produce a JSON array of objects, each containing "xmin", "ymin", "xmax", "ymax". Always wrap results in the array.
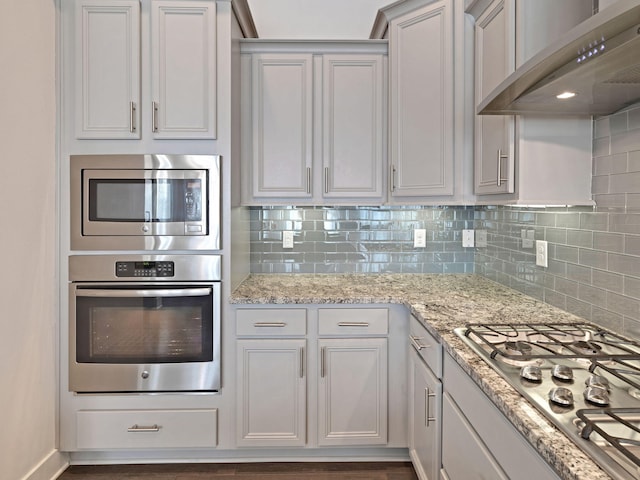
[{"xmin": 230, "ymin": 273, "xmax": 613, "ymax": 480}]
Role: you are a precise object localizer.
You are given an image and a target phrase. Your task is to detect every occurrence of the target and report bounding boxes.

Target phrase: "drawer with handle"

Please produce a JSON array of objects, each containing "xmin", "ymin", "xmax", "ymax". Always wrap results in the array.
[
  {"xmin": 76, "ymin": 409, "xmax": 217, "ymax": 449},
  {"xmin": 409, "ymin": 314, "xmax": 442, "ymax": 378},
  {"xmin": 236, "ymin": 308, "xmax": 307, "ymax": 336},
  {"xmin": 318, "ymin": 308, "xmax": 388, "ymax": 336}
]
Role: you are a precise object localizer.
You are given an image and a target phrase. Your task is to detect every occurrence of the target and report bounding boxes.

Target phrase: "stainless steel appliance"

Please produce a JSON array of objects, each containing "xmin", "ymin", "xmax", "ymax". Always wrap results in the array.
[
  {"xmin": 70, "ymin": 154, "xmax": 220, "ymax": 251},
  {"xmin": 456, "ymin": 322, "xmax": 640, "ymax": 480},
  {"xmin": 69, "ymin": 254, "xmax": 221, "ymax": 393}
]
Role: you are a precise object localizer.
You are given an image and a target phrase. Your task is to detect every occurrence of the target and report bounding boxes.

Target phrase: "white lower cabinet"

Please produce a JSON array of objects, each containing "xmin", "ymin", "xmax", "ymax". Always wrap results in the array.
[
  {"xmin": 441, "ymin": 352, "xmax": 560, "ymax": 480},
  {"xmin": 408, "ymin": 315, "xmax": 442, "ymax": 480},
  {"xmin": 76, "ymin": 409, "xmax": 218, "ymax": 450},
  {"xmin": 237, "ymin": 338, "xmax": 306, "ymax": 446},
  {"xmin": 235, "ymin": 309, "xmax": 307, "ymax": 447},
  {"xmin": 318, "ymin": 337, "xmax": 388, "ymax": 446},
  {"xmin": 235, "ymin": 306, "xmax": 393, "ymax": 449}
]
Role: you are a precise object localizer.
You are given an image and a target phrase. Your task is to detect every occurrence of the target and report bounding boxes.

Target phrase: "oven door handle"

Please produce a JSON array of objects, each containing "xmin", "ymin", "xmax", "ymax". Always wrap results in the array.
[{"xmin": 76, "ymin": 288, "xmax": 212, "ymax": 298}]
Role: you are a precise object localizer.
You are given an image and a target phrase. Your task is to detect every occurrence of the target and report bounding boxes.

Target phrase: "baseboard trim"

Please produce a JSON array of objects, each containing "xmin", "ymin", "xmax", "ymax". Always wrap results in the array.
[{"xmin": 21, "ymin": 449, "xmax": 69, "ymax": 480}]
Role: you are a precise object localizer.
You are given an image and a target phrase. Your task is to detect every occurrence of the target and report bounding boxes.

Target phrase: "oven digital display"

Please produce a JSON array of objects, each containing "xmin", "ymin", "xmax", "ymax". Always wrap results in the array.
[{"xmin": 115, "ymin": 261, "xmax": 174, "ymax": 277}]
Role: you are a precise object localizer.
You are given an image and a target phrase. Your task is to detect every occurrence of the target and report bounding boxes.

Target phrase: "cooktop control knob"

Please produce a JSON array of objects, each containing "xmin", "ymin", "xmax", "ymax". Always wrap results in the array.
[{"xmin": 549, "ymin": 387, "xmax": 574, "ymax": 407}]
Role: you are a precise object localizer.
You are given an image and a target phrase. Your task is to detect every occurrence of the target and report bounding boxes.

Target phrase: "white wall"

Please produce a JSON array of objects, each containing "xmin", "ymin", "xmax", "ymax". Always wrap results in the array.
[{"xmin": 0, "ymin": 0, "xmax": 67, "ymax": 478}]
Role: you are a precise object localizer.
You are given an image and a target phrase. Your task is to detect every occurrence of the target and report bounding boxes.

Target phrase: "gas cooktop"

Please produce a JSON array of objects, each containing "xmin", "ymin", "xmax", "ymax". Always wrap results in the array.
[{"xmin": 455, "ymin": 322, "xmax": 640, "ymax": 480}]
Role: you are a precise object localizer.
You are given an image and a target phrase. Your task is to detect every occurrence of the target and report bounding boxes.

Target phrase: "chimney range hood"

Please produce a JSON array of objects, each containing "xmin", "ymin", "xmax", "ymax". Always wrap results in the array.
[{"xmin": 478, "ymin": 0, "xmax": 640, "ymax": 116}]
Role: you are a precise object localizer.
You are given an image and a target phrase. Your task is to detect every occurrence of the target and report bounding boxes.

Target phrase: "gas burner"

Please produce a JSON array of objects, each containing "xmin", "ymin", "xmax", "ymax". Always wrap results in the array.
[
  {"xmin": 570, "ymin": 340, "xmax": 603, "ymax": 356},
  {"xmin": 505, "ymin": 341, "xmax": 533, "ymax": 355}
]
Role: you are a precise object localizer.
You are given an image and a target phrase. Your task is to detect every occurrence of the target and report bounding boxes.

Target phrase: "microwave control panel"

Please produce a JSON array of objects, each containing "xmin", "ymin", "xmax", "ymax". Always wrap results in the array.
[{"xmin": 115, "ymin": 261, "xmax": 175, "ymax": 277}]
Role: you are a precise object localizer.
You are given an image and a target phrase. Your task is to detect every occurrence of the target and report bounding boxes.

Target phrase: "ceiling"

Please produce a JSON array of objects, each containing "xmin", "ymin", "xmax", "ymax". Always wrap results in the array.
[{"xmin": 245, "ymin": 0, "xmax": 391, "ymax": 39}]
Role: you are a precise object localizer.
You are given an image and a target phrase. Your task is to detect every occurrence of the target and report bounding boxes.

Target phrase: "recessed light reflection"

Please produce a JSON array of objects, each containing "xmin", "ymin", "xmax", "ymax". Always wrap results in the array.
[{"xmin": 556, "ymin": 92, "xmax": 576, "ymax": 100}]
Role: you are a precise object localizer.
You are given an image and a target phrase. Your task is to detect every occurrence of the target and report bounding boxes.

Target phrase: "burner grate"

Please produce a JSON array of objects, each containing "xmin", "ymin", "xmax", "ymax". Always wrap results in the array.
[
  {"xmin": 577, "ymin": 408, "xmax": 640, "ymax": 471},
  {"xmin": 463, "ymin": 322, "xmax": 640, "ymax": 361}
]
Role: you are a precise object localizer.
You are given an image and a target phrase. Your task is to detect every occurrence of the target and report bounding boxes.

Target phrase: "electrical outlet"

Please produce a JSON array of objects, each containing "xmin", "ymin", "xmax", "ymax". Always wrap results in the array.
[
  {"xmin": 475, "ymin": 229, "xmax": 487, "ymax": 247},
  {"xmin": 414, "ymin": 229, "xmax": 426, "ymax": 248},
  {"xmin": 282, "ymin": 231, "xmax": 294, "ymax": 249},
  {"xmin": 521, "ymin": 229, "xmax": 534, "ymax": 249},
  {"xmin": 462, "ymin": 229, "xmax": 474, "ymax": 248},
  {"xmin": 536, "ymin": 240, "xmax": 548, "ymax": 267}
]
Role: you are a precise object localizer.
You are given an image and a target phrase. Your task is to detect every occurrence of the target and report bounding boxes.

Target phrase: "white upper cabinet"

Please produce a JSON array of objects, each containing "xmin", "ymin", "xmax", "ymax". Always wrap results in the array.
[
  {"xmin": 384, "ymin": 0, "xmax": 472, "ymax": 204},
  {"xmin": 322, "ymin": 54, "xmax": 385, "ymax": 199},
  {"xmin": 470, "ymin": 0, "xmax": 594, "ymax": 205},
  {"xmin": 71, "ymin": 0, "xmax": 216, "ymax": 141},
  {"xmin": 241, "ymin": 41, "xmax": 388, "ymax": 205},
  {"xmin": 249, "ymin": 53, "xmax": 314, "ymax": 198},
  {"xmin": 74, "ymin": 0, "xmax": 141, "ymax": 139},
  {"xmin": 151, "ymin": 1, "xmax": 217, "ymax": 139}
]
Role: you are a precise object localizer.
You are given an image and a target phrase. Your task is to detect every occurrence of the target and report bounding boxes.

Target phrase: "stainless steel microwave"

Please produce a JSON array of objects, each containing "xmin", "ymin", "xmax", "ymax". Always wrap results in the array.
[{"xmin": 70, "ymin": 154, "xmax": 220, "ymax": 251}]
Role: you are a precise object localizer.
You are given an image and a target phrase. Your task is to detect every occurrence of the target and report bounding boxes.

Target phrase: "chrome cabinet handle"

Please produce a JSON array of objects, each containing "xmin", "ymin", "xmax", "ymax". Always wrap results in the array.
[
  {"xmin": 127, "ymin": 424, "xmax": 160, "ymax": 433},
  {"xmin": 497, "ymin": 149, "xmax": 508, "ymax": 186},
  {"xmin": 324, "ymin": 166, "xmax": 329, "ymax": 194},
  {"xmin": 320, "ymin": 347, "xmax": 325, "ymax": 378},
  {"xmin": 299, "ymin": 346, "xmax": 305, "ymax": 378},
  {"xmin": 426, "ymin": 388, "xmax": 436, "ymax": 427},
  {"xmin": 337, "ymin": 322, "xmax": 369, "ymax": 327},
  {"xmin": 152, "ymin": 101, "xmax": 159, "ymax": 132},
  {"xmin": 76, "ymin": 288, "xmax": 212, "ymax": 298},
  {"xmin": 390, "ymin": 164, "xmax": 396, "ymax": 192},
  {"xmin": 253, "ymin": 322, "xmax": 287, "ymax": 327},
  {"xmin": 130, "ymin": 101, "xmax": 137, "ymax": 133},
  {"xmin": 410, "ymin": 335, "xmax": 430, "ymax": 352}
]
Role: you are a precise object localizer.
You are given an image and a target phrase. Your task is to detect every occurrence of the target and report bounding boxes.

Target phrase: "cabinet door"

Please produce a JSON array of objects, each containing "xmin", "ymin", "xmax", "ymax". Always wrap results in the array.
[
  {"xmin": 74, "ymin": 0, "xmax": 141, "ymax": 139},
  {"xmin": 474, "ymin": 0, "xmax": 515, "ymax": 195},
  {"xmin": 237, "ymin": 339, "xmax": 306, "ymax": 446},
  {"xmin": 322, "ymin": 55, "xmax": 384, "ymax": 199},
  {"xmin": 409, "ymin": 349, "xmax": 442, "ymax": 480},
  {"xmin": 389, "ymin": 0, "xmax": 454, "ymax": 197},
  {"xmin": 441, "ymin": 394, "xmax": 508, "ymax": 480},
  {"xmin": 151, "ymin": 1, "xmax": 216, "ymax": 139},
  {"xmin": 318, "ymin": 338, "xmax": 388, "ymax": 446},
  {"xmin": 251, "ymin": 54, "xmax": 314, "ymax": 198}
]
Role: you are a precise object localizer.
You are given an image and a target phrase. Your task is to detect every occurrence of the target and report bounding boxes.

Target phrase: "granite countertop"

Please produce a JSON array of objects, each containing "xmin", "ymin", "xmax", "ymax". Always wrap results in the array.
[{"xmin": 230, "ymin": 273, "xmax": 612, "ymax": 480}]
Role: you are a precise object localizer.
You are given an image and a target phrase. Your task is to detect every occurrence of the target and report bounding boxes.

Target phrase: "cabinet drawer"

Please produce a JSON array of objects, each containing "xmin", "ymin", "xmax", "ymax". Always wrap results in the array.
[
  {"xmin": 236, "ymin": 309, "xmax": 307, "ymax": 336},
  {"xmin": 76, "ymin": 409, "xmax": 217, "ymax": 450},
  {"xmin": 318, "ymin": 308, "xmax": 388, "ymax": 335},
  {"xmin": 409, "ymin": 315, "xmax": 442, "ymax": 378}
]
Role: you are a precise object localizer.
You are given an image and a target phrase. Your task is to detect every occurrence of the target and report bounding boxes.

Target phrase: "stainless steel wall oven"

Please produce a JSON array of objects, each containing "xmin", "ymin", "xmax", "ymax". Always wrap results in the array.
[
  {"xmin": 69, "ymin": 255, "xmax": 221, "ymax": 393},
  {"xmin": 70, "ymin": 154, "xmax": 220, "ymax": 251}
]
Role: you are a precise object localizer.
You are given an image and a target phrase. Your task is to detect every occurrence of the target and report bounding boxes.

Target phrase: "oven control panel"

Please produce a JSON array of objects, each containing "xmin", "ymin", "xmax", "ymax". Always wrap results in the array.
[{"xmin": 115, "ymin": 261, "xmax": 175, "ymax": 277}]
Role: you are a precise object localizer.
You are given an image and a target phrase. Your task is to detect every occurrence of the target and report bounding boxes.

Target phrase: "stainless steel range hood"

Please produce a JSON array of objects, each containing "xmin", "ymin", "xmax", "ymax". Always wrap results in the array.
[{"xmin": 478, "ymin": 0, "xmax": 640, "ymax": 116}]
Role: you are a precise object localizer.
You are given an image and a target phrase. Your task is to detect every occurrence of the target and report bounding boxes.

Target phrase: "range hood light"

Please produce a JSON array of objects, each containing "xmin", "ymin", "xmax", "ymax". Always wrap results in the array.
[{"xmin": 556, "ymin": 91, "xmax": 576, "ymax": 99}]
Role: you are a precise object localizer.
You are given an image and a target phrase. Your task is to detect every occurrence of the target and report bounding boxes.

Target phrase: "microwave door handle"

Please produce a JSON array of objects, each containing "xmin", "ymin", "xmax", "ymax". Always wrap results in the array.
[{"xmin": 76, "ymin": 288, "xmax": 212, "ymax": 298}]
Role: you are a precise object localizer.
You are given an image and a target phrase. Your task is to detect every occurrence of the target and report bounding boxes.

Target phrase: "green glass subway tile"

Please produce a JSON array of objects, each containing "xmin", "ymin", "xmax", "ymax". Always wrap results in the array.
[{"xmin": 593, "ymin": 268, "xmax": 624, "ymax": 292}]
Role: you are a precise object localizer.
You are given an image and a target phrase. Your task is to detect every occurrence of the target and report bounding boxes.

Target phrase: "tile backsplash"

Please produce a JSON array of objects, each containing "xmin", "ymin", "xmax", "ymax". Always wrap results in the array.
[
  {"xmin": 249, "ymin": 103, "xmax": 640, "ymax": 336},
  {"xmin": 250, "ymin": 206, "xmax": 475, "ymax": 274}
]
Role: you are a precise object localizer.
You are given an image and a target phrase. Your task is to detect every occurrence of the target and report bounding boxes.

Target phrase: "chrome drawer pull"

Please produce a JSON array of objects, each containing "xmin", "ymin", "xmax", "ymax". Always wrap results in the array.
[
  {"xmin": 127, "ymin": 424, "xmax": 160, "ymax": 433},
  {"xmin": 253, "ymin": 322, "xmax": 287, "ymax": 327},
  {"xmin": 426, "ymin": 388, "xmax": 437, "ymax": 427},
  {"xmin": 337, "ymin": 322, "xmax": 369, "ymax": 327},
  {"xmin": 410, "ymin": 335, "xmax": 430, "ymax": 351}
]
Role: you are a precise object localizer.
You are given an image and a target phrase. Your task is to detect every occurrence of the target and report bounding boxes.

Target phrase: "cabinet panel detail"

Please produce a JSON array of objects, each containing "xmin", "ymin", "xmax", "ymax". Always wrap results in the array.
[
  {"xmin": 151, "ymin": 1, "xmax": 217, "ymax": 139},
  {"xmin": 389, "ymin": 0, "xmax": 453, "ymax": 197},
  {"xmin": 237, "ymin": 339, "xmax": 306, "ymax": 446},
  {"xmin": 318, "ymin": 338, "xmax": 388, "ymax": 445},
  {"xmin": 75, "ymin": 0, "xmax": 141, "ymax": 139},
  {"xmin": 322, "ymin": 55, "xmax": 384, "ymax": 198},
  {"xmin": 251, "ymin": 54, "xmax": 313, "ymax": 197}
]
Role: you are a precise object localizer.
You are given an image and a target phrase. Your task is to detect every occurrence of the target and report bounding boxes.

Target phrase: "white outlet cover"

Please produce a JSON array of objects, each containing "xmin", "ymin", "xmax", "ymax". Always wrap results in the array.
[
  {"xmin": 283, "ymin": 231, "xmax": 294, "ymax": 249},
  {"xmin": 462, "ymin": 229, "xmax": 474, "ymax": 248},
  {"xmin": 414, "ymin": 229, "xmax": 426, "ymax": 248},
  {"xmin": 536, "ymin": 240, "xmax": 548, "ymax": 267}
]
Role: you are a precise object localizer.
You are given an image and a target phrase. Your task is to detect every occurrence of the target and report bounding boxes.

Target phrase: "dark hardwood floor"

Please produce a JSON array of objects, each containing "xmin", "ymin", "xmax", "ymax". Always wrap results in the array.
[{"xmin": 58, "ymin": 462, "xmax": 419, "ymax": 479}]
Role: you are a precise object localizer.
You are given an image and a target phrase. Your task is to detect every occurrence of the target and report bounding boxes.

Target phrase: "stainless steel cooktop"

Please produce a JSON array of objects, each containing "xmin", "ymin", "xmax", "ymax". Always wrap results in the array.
[{"xmin": 455, "ymin": 322, "xmax": 640, "ymax": 480}]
